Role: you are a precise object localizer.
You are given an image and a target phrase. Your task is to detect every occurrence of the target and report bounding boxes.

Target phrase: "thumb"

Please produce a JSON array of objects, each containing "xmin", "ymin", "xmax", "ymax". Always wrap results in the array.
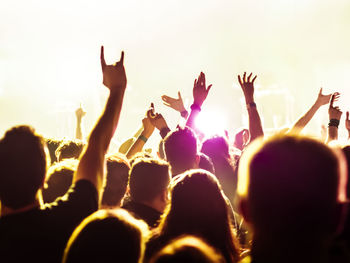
[
  {"xmin": 347, "ymin": 111, "xmax": 349, "ymax": 120},
  {"xmin": 178, "ymin": 91, "xmax": 182, "ymax": 100}
]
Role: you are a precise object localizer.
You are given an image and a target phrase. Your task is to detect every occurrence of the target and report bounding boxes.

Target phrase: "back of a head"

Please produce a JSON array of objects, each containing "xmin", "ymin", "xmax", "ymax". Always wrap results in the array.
[
  {"xmin": 149, "ymin": 235, "xmax": 226, "ymax": 263},
  {"xmin": 63, "ymin": 209, "xmax": 149, "ymax": 263},
  {"xmin": 198, "ymin": 153, "xmax": 215, "ymax": 174},
  {"xmin": 55, "ymin": 140, "xmax": 85, "ymax": 161},
  {"xmin": 159, "ymin": 170, "xmax": 238, "ymax": 263},
  {"xmin": 42, "ymin": 159, "xmax": 77, "ymax": 203},
  {"xmin": 201, "ymin": 136, "xmax": 230, "ymax": 161},
  {"xmin": 164, "ymin": 127, "xmax": 198, "ymax": 175},
  {"xmin": 129, "ymin": 158, "xmax": 170, "ymax": 204},
  {"xmin": 0, "ymin": 125, "xmax": 48, "ymax": 209},
  {"xmin": 238, "ymin": 134, "xmax": 347, "ymax": 237},
  {"xmin": 101, "ymin": 154, "xmax": 130, "ymax": 207}
]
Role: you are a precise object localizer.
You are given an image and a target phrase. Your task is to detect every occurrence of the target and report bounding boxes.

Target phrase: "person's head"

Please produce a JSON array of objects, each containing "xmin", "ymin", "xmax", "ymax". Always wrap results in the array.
[
  {"xmin": 341, "ymin": 145, "xmax": 350, "ymax": 199},
  {"xmin": 158, "ymin": 169, "xmax": 239, "ymax": 263},
  {"xmin": 164, "ymin": 127, "xmax": 199, "ymax": 176},
  {"xmin": 55, "ymin": 140, "xmax": 85, "ymax": 161},
  {"xmin": 233, "ymin": 129, "xmax": 249, "ymax": 151},
  {"xmin": 101, "ymin": 153, "xmax": 130, "ymax": 208},
  {"xmin": 0, "ymin": 125, "xmax": 49, "ymax": 209},
  {"xmin": 198, "ymin": 153, "xmax": 215, "ymax": 174},
  {"xmin": 149, "ymin": 235, "xmax": 226, "ymax": 263},
  {"xmin": 238, "ymin": 134, "xmax": 347, "ymax": 240},
  {"xmin": 45, "ymin": 138, "xmax": 62, "ymax": 164},
  {"xmin": 201, "ymin": 136, "xmax": 230, "ymax": 161},
  {"xmin": 129, "ymin": 158, "xmax": 171, "ymax": 213},
  {"xmin": 63, "ymin": 209, "xmax": 149, "ymax": 263},
  {"xmin": 42, "ymin": 159, "xmax": 78, "ymax": 203}
]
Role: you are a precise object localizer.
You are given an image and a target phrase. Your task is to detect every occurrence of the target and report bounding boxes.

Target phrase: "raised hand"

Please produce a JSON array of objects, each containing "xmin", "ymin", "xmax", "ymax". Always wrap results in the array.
[
  {"xmin": 315, "ymin": 88, "xmax": 332, "ymax": 107},
  {"xmin": 238, "ymin": 72, "xmax": 257, "ymax": 104},
  {"xmin": 193, "ymin": 72, "xmax": 212, "ymax": 107},
  {"xmin": 148, "ymin": 103, "xmax": 169, "ymax": 131},
  {"xmin": 75, "ymin": 104, "xmax": 86, "ymax": 120},
  {"xmin": 100, "ymin": 46, "xmax": 127, "ymax": 91},
  {"xmin": 328, "ymin": 93, "xmax": 342, "ymax": 120},
  {"xmin": 162, "ymin": 91, "xmax": 186, "ymax": 113}
]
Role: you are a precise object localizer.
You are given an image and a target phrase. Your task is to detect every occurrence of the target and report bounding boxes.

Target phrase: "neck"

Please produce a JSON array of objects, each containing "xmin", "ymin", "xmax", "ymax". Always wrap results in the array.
[{"xmin": 251, "ymin": 231, "xmax": 331, "ymax": 263}]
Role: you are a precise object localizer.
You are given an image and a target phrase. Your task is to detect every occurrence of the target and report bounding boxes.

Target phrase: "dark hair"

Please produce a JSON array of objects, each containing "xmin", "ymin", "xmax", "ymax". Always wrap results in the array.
[
  {"xmin": 0, "ymin": 125, "xmax": 48, "ymax": 209},
  {"xmin": 101, "ymin": 153, "xmax": 130, "ymax": 207},
  {"xmin": 149, "ymin": 235, "xmax": 226, "ymax": 263},
  {"xmin": 42, "ymin": 159, "xmax": 77, "ymax": 203},
  {"xmin": 201, "ymin": 136, "xmax": 237, "ymax": 205},
  {"xmin": 198, "ymin": 153, "xmax": 215, "ymax": 174},
  {"xmin": 63, "ymin": 209, "xmax": 149, "ymax": 263},
  {"xmin": 238, "ymin": 135, "xmax": 347, "ymax": 236},
  {"xmin": 45, "ymin": 138, "xmax": 62, "ymax": 164},
  {"xmin": 164, "ymin": 127, "xmax": 198, "ymax": 175},
  {"xmin": 55, "ymin": 140, "xmax": 85, "ymax": 161},
  {"xmin": 149, "ymin": 170, "xmax": 239, "ymax": 263},
  {"xmin": 129, "ymin": 158, "xmax": 170, "ymax": 203}
]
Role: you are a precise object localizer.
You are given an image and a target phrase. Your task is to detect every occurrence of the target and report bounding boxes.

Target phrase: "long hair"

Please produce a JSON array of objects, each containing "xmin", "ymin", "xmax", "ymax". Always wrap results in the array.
[{"xmin": 153, "ymin": 169, "xmax": 239, "ymax": 263}]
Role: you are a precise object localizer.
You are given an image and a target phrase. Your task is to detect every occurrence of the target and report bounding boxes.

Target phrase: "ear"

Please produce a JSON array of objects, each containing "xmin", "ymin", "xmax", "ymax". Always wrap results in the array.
[{"xmin": 239, "ymin": 198, "xmax": 252, "ymax": 224}]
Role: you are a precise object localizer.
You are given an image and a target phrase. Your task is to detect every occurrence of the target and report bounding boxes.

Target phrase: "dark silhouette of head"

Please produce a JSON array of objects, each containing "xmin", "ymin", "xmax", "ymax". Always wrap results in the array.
[
  {"xmin": 156, "ymin": 169, "xmax": 239, "ymax": 263},
  {"xmin": 129, "ymin": 158, "xmax": 170, "ymax": 212},
  {"xmin": 42, "ymin": 159, "xmax": 78, "ymax": 203},
  {"xmin": 198, "ymin": 153, "xmax": 215, "ymax": 174},
  {"xmin": 201, "ymin": 136, "xmax": 236, "ymax": 205},
  {"xmin": 63, "ymin": 209, "xmax": 149, "ymax": 263},
  {"xmin": 164, "ymin": 127, "xmax": 198, "ymax": 176},
  {"xmin": 0, "ymin": 125, "xmax": 49, "ymax": 209},
  {"xmin": 45, "ymin": 138, "xmax": 62, "ymax": 164},
  {"xmin": 101, "ymin": 153, "xmax": 130, "ymax": 208},
  {"xmin": 149, "ymin": 235, "xmax": 226, "ymax": 263},
  {"xmin": 55, "ymin": 140, "xmax": 85, "ymax": 161},
  {"xmin": 238, "ymin": 135, "xmax": 347, "ymax": 255}
]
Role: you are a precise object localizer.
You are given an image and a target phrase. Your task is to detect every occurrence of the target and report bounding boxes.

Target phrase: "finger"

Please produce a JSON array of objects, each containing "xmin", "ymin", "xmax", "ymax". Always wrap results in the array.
[
  {"xmin": 330, "ymin": 94, "xmax": 336, "ymax": 108},
  {"xmin": 252, "ymin": 75, "xmax": 257, "ymax": 83},
  {"xmin": 202, "ymin": 72, "xmax": 206, "ymax": 86},
  {"xmin": 178, "ymin": 91, "xmax": 182, "ymax": 100},
  {"xmin": 162, "ymin": 102, "xmax": 171, "ymax": 107},
  {"xmin": 194, "ymin": 79, "xmax": 197, "ymax": 87},
  {"xmin": 243, "ymin": 72, "xmax": 246, "ymax": 83},
  {"xmin": 119, "ymin": 51, "xmax": 124, "ymax": 65},
  {"xmin": 247, "ymin": 73, "xmax": 252, "ymax": 82},
  {"xmin": 238, "ymin": 75, "xmax": 243, "ymax": 86},
  {"xmin": 347, "ymin": 111, "xmax": 349, "ymax": 120},
  {"xmin": 161, "ymin": 95, "xmax": 169, "ymax": 102},
  {"xmin": 100, "ymin": 46, "xmax": 106, "ymax": 71},
  {"xmin": 319, "ymin": 87, "xmax": 323, "ymax": 95},
  {"xmin": 207, "ymin": 84, "xmax": 212, "ymax": 93}
]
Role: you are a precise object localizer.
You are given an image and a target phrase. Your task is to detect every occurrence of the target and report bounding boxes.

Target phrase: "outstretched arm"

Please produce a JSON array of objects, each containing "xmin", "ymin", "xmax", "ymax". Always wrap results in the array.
[
  {"xmin": 327, "ymin": 93, "xmax": 342, "ymax": 143},
  {"xmin": 290, "ymin": 88, "xmax": 332, "ymax": 134},
  {"xmin": 238, "ymin": 72, "xmax": 263, "ymax": 142},
  {"xmin": 74, "ymin": 46, "xmax": 127, "ymax": 197},
  {"xmin": 186, "ymin": 72, "xmax": 212, "ymax": 129},
  {"xmin": 162, "ymin": 91, "xmax": 188, "ymax": 119},
  {"xmin": 75, "ymin": 104, "xmax": 86, "ymax": 140}
]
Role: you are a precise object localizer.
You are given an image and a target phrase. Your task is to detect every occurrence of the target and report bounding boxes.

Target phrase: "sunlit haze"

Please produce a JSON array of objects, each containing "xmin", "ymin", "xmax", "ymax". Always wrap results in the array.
[{"xmin": 1, "ymin": 0, "xmax": 350, "ymax": 150}]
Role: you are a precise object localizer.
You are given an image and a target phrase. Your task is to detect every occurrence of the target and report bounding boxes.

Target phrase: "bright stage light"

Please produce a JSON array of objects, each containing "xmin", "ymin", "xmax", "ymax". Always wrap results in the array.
[{"xmin": 195, "ymin": 110, "xmax": 228, "ymax": 138}]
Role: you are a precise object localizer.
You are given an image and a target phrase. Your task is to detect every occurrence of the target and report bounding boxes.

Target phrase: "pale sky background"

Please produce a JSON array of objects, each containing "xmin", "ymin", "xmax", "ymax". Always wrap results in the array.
[{"xmin": 1, "ymin": 0, "xmax": 350, "ymax": 150}]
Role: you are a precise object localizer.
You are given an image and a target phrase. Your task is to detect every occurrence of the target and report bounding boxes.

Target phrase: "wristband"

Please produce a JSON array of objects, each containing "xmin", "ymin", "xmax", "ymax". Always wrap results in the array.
[
  {"xmin": 180, "ymin": 110, "xmax": 189, "ymax": 119},
  {"xmin": 138, "ymin": 135, "xmax": 148, "ymax": 143},
  {"xmin": 190, "ymin": 103, "xmax": 201, "ymax": 112},
  {"xmin": 328, "ymin": 119, "xmax": 340, "ymax": 128},
  {"xmin": 247, "ymin": 102, "xmax": 256, "ymax": 109}
]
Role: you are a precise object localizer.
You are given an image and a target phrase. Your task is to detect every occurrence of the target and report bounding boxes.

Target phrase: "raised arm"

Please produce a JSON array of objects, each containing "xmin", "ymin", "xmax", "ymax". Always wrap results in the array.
[
  {"xmin": 345, "ymin": 111, "xmax": 350, "ymax": 140},
  {"xmin": 238, "ymin": 72, "xmax": 263, "ymax": 141},
  {"xmin": 327, "ymin": 93, "xmax": 342, "ymax": 143},
  {"xmin": 75, "ymin": 104, "xmax": 86, "ymax": 140},
  {"xmin": 126, "ymin": 107, "xmax": 155, "ymax": 159},
  {"xmin": 162, "ymin": 91, "xmax": 188, "ymax": 119},
  {"xmin": 186, "ymin": 72, "xmax": 212, "ymax": 129},
  {"xmin": 290, "ymin": 88, "xmax": 331, "ymax": 134},
  {"xmin": 74, "ymin": 46, "xmax": 127, "ymax": 197}
]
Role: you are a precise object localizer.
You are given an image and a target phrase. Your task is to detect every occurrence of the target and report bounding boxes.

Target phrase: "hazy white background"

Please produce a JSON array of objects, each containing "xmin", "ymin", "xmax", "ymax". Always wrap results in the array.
[{"xmin": 1, "ymin": 0, "xmax": 350, "ymax": 149}]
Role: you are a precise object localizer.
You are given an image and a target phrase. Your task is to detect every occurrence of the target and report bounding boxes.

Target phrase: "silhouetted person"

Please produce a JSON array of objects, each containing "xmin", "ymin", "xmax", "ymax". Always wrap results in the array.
[{"xmin": 238, "ymin": 135, "xmax": 348, "ymax": 263}]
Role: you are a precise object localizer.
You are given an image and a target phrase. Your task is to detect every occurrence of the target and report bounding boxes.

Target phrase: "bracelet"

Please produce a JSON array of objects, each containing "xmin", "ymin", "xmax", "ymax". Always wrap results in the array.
[
  {"xmin": 190, "ymin": 103, "xmax": 201, "ymax": 112},
  {"xmin": 138, "ymin": 135, "xmax": 148, "ymax": 143},
  {"xmin": 180, "ymin": 110, "xmax": 189, "ymax": 119},
  {"xmin": 328, "ymin": 119, "xmax": 340, "ymax": 128},
  {"xmin": 247, "ymin": 102, "xmax": 256, "ymax": 109}
]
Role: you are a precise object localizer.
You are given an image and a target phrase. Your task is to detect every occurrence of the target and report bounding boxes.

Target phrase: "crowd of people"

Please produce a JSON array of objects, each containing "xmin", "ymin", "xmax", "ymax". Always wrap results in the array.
[{"xmin": 0, "ymin": 46, "xmax": 350, "ymax": 263}]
